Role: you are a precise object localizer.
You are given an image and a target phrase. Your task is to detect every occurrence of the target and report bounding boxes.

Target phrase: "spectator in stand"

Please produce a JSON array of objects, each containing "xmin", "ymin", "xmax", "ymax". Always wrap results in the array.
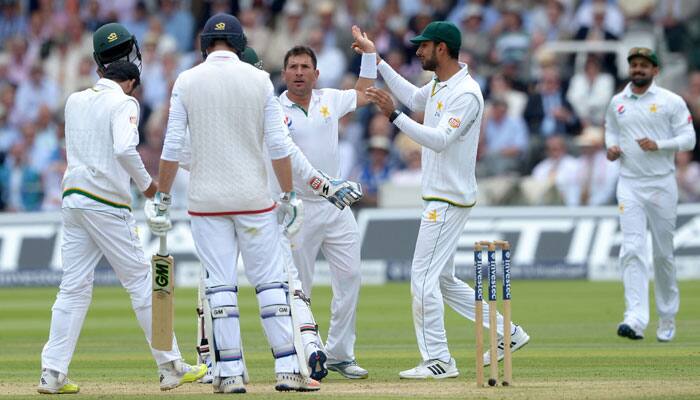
[
  {"xmin": 13, "ymin": 64, "xmax": 60, "ymax": 126},
  {"xmin": 459, "ymin": 4, "xmax": 492, "ymax": 64},
  {"xmin": 487, "ymin": 71, "xmax": 527, "ymax": 118},
  {"xmin": 5, "ymin": 35, "xmax": 37, "ymax": 86},
  {"xmin": 480, "ymin": 97, "xmax": 529, "ymax": 177},
  {"xmin": 352, "ymin": 135, "xmax": 394, "ymax": 208},
  {"xmin": 573, "ymin": 1, "xmax": 619, "ymax": 77},
  {"xmin": 529, "ymin": 0, "xmax": 573, "ymax": 47},
  {"xmin": 527, "ymin": 135, "xmax": 578, "ymax": 204},
  {"xmin": 390, "ymin": 133, "xmax": 421, "ymax": 186},
  {"xmin": 138, "ymin": 106, "xmax": 166, "ymax": 178},
  {"xmin": 490, "ymin": 4, "xmax": 530, "ymax": 70},
  {"xmin": 316, "ymin": 1, "xmax": 354, "ymax": 58},
  {"xmin": 561, "ymin": 126, "xmax": 619, "ymax": 206},
  {"xmin": 682, "ymin": 71, "xmax": 700, "ymax": 121},
  {"xmin": 0, "ymin": 141, "xmax": 44, "ymax": 212},
  {"xmin": 675, "ymin": 151, "xmax": 700, "ymax": 202},
  {"xmin": 121, "ymin": 1, "xmax": 150, "ymax": 45},
  {"xmin": 653, "ymin": 0, "xmax": 686, "ymax": 53},
  {"xmin": 574, "ymin": 0, "xmax": 625, "ymax": 38},
  {"xmin": 566, "ymin": 55, "xmax": 615, "ymax": 127},
  {"xmin": 0, "ymin": 0, "xmax": 27, "ymax": 48},
  {"xmin": 308, "ymin": 28, "xmax": 346, "ymax": 89},
  {"xmin": 524, "ymin": 66, "xmax": 579, "ymax": 145},
  {"xmin": 0, "ymin": 85, "xmax": 20, "ymax": 153},
  {"xmin": 158, "ymin": 0, "xmax": 194, "ymax": 52},
  {"xmin": 239, "ymin": 7, "xmax": 271, "ymax": 54},
  {"xmin": 266, "ymin": 1, "xmax": 310, "ymax": 75}
]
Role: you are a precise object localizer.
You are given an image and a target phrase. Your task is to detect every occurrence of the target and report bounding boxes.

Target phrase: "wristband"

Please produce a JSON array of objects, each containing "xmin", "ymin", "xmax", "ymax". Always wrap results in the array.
[
  {"xmin": 389, "ymin": 109, "xmax": 402, "ymax": 123},
  {"xmin": 359, "ymin": 53, "xmax": 377, "ymax": 79}
]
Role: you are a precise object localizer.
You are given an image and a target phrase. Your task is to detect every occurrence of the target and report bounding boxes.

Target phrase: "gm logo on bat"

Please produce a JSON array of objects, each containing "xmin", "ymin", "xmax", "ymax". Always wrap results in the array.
[{"xmin": 154, "ymin": 260, "xmax": 171, "ymax": 292}]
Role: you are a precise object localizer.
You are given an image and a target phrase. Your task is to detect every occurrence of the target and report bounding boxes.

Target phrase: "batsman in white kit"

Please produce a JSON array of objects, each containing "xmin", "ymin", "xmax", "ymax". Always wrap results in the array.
[
  {"xmin": 145, "ymin": 14, "xmax": 358, "ymax": 393},
  {"xmin": 356, "ymin": 21, "xmax": 530, "ymax": 378},
  {"xmin": 38, "ymin": 57, "xmax": 206, "ymax": 395},
  {"xmin": 182, "ymin": 46, "xmax": 363, "ymax": 384},
  {"xmin": 276, "ymin": 35, "xmax": 378, "ymax": 380},
  {"xmin": 606, "ymin": 47, "xmax": 696, "ymax": 342}
]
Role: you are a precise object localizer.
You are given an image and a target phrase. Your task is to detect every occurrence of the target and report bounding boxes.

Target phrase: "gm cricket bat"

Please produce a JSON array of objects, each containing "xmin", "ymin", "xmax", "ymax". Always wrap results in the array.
[{"xmin": 152, "ymin": 236, "xmax": 174, "ymax": 351}]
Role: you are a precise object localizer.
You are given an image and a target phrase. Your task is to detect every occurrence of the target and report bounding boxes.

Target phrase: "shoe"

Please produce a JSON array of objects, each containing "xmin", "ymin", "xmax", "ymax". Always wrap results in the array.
[
  {"xmin": 198, "ymin": 356, "xmax": 213, "ymax": 384},
  {"xmin": 308, "ymin": 349, "xmax": 328, "ymax": 381},
  {"xmin": 159, "ymin": 359, "xmax": 207, "ymax": 391},
  {"xmin": 484, "ymin": 325, "xmax": 530, "ymax": 366},
  {"xmin": 37, "ymin": 368, "xmax": 80, "ymax": 394},
  {"xmin": 656, "ymin": 319, "xmax": 675, "ymax": 342},
  {"xmin": 398, "ymin": 358, "xmax": 458, "ymax": 379},
  {"xmin": 617, "ymin": 322, "xmax": 644, "ymax": 340},
  {"xmin": 212, "ymin": 376, "xmax": 246, "ymax": 393},
  {"xmin": 274, "ymin": 373, "xmax": 320, "ymax": 392},
  {"xmin": 327, "ymin": 359, "xmax": 368, "ymax": 379}
]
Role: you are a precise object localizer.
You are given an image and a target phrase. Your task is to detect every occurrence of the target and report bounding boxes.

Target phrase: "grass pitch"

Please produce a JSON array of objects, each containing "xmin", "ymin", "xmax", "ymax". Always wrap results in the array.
[{"xmin": 1, "ymin": 280, "xmax": 699, "ymax": 399}]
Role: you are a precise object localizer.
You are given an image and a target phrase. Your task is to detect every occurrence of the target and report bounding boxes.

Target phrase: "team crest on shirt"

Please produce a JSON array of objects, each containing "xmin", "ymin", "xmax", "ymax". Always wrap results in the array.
[
  {"xmin": 129, "ymin": 115, "xmax": 137, "ymax": 125},
  {"xmin": 284, "ymin": 115, "xmax": 292, "ymax": 128},
  {"xmin": 448, "ymin": 117, "xmax": 461, "ymax": 129},
  {"xmin": 649, "ymin": 104, "xmax": 658, "ymax": 113},
  {"xmin": 320, "ymin": 105, "xmax": 331, "ymax": 120},
  {"xmin": 435, "ymin": 101, "xmax": 444, "ymax": 117},
  {"xmin": 617, "ymin": 104, "xmax": 625, "ymax": 115}
]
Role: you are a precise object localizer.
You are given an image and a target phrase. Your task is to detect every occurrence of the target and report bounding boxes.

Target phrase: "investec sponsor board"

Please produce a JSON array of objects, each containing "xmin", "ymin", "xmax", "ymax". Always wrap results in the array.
[{"xmin": 1, "ymin": 206, "xmax": 699, "ymax": 286}]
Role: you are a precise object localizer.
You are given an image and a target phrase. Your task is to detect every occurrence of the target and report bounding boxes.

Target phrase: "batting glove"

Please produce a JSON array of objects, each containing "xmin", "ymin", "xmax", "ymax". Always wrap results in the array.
[
  {"xmin": 277, "ymin": 191, "xmax": 304, "ymax": 237},
  {"xmin": 144, "ymin": 192, "xmax": 172, "ymax": 237},
  {"xmin": 308, "ymin": 170, "xmax": 364, "ymax": 210}
]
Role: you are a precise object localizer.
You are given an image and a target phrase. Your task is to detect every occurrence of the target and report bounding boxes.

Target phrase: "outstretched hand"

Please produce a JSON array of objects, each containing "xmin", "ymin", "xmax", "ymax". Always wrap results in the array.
[
  {"xmin": 365, "ymin": 87, "xmax": 395, "ymax": 117},
  {"xmin": 351, "ymin": 25, "xmax": 376, "ymax": 55}
]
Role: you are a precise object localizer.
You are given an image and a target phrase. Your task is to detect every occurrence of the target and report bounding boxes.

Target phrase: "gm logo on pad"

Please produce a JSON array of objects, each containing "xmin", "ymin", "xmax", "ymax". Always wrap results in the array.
[
  {"xmin": 215, "ymin": 22, "xmax": 226, "ymax": 30},
  {"xmin": 107, "ymin": 32, "xmax": 118, "ymax": 43}
]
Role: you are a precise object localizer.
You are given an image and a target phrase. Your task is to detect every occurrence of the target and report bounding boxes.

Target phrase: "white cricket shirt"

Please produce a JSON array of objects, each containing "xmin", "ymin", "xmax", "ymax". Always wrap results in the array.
[
  {"xmin": 605, "ymin": 81, "xmax": 696, "ymax": 178},
  {"xmin": 279, "ymin": 88, "xmax": 356, "ymax": 200},
  {"xmin": 379, "ymin": 61, "xmax": 483, "ymax": 206}
]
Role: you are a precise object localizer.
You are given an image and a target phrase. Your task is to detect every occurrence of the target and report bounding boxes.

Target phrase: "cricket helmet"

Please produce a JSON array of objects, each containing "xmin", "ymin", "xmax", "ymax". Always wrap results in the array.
[
  {"xmin": 93, "ymin": 23, "xmax": 142, "ymax": 73},
  {"xmin": 200, "ymin": 13, "xmax": 247, "ymax": 60}
]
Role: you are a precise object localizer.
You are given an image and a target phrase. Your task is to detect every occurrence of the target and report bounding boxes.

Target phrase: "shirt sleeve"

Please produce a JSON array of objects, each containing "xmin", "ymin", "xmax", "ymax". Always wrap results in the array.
[
  {"xmin": 112, "ymin": 99, "xmax": 152, "ymax": 191},
  {"xmin": 333, "ymin": 89, "xmax": 357, "ymax": 118},
  {"xmin": 377, "ymin": 60, "xmax": 430, "ymax": 112},
  {"xmin": 161, "ymin": 76, "xmax": 188, "ymax": 162},
  {"xmin": 604, "ymin": 100, "xmax": 620, "ymax": 148},
  {"xmin": 393, "ymin": 91, "xmax": 481, "ymax": 153},
  {"xmin": 656, "ymin": 98, "xmax": 696, "ymax": 152},
  {"xmin": 178, "ymin": 128, "xmax": 192, "ymax": 171},
  {"xmin": 264, "ymin": 82, "xmax": 293, "ymax": 160}
]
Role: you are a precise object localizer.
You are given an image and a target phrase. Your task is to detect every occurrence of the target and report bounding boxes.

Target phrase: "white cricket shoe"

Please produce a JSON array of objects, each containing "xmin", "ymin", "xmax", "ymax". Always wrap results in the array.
[
  {"xmin": 327, "ymin": 359, "xmax": 368, "ymax": 379},
  {"xmin": 37, "ymin": 368, "xmax": 80, "ymax": 394},
  {"xmin": 656, "ymin": 319, "xmax": 676, "ymax": 342},
  {"xmin": 198, "ymin": 355, "xmax": 213, "ymax": 384},
  {"xmin": 274, "ymin": 373, "xmax": 320, "ymax": 392},
  {"xmin": 213, "ymin": 376, "xmax": 246, "ymax": 393},
  {"xmin": 484, "ymin": 325, "xmax": 530, "ymax": 366},
  {"xmin": 158, "ymin": 359, "xmax": 207, "ymax": 391},
  {"xmin": 399, "ymin": 358, "xmax": 459, "ymax": 379}
]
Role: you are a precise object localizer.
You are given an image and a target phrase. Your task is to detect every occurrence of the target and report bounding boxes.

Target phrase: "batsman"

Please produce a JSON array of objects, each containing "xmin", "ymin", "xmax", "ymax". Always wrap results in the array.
[{"xmin": 38, "ymin": 23, "xmax": 206, "ymax": 394}]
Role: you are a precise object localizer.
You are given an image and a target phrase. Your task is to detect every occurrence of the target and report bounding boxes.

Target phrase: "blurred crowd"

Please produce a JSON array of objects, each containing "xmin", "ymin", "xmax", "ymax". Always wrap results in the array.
[{"xmin": 1, "ymin": 0, "xmax": 700, "ymax": 212}]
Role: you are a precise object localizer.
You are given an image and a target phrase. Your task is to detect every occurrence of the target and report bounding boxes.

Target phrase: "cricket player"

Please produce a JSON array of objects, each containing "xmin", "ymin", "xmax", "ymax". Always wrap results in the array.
[
  {"xmin": 606, "ymin": 47, "xmax": 696, "ymax": 342},
  {"xmin": 38, "ymin": 60, "xmax": 206, "ymax": 394},
  {"xmin": 187, "ymin": 46, "xmax": 363, "ymax": 384},
  {"xmin": 276, "ymin": 33, "xmax": 378, "ymax": 379},
  {"xmin": 355, "ymin": 21, "xmax": 530, "ymax": 378},
  {"xmin": 146, "ymin": 14, "xmax": 356, "ymax": 393}
]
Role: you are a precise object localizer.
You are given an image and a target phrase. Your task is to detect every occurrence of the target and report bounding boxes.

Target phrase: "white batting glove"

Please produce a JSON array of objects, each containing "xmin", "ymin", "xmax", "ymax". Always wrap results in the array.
[
  {"xmin": 277, "ymin": 191, "xmax": 304, "ymax": 237},
  {"xmin": 308, "ymin": 170, "xmax": 364, "ymax": 210},
  {"xmin": 144, "ymin": 192, "xmax": 172, "ymax": 237}
]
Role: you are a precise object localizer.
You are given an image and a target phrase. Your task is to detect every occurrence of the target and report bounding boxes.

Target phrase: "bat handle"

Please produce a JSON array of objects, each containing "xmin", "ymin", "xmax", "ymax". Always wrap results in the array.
[{"xmin": 159, "ymin": 235, "xmax": 168, "ymax": 256}]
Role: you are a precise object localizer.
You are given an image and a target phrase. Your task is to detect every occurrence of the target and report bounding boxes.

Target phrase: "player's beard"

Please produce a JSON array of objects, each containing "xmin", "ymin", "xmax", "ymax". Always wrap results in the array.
[
  {"xmin": 630, "ymin": 74, "xmax": 652, "ymax": 88},
  {"xmin": 421, "ymin": 48, "xmax": 438, "ymax": 71}
]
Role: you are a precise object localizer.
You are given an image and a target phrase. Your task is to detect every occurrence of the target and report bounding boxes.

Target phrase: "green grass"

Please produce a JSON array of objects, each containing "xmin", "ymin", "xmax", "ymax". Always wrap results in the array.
[{"xmin": 1, "ymin": 281, "xmax": 699, "ymax": 399}]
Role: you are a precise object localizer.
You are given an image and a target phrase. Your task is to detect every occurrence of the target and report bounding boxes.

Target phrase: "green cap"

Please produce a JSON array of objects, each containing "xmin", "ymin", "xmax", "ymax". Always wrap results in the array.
[
  {"xmin": 241, "ymin": 46, "xmax": 264, "ymax": 70},
  {"xmin": 410, "ymin": 21, "xmax": 461, "ymax": 52},
  {"xmin": 627, "ymin": 47, "xmax": 659, "ymax": 67},
  {"xmin": 93, "ymin": 22, "xmax": 141, "ymax": 71}
]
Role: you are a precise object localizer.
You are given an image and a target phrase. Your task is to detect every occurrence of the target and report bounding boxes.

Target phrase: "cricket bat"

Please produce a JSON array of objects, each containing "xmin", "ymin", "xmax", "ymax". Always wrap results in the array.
[{"xmin": 152, "ymin": 236, "xmax": 174, "ymax": 351}]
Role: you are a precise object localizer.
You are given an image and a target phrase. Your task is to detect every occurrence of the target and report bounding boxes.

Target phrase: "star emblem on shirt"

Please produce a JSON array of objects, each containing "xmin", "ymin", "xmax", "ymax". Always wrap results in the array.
[
  {"xmin": 650, "ymin": 104, "xmax": 657, "ymax": 113},
  {"xmin": 437, "ymin": 101, "xmax": 444, "ymax": 111},
  {"xmin": 320, "ymin": 105, "xmax": 330, "ymax": 118},
  {"xmin": 427, "ymin": 209, "xmax": 438, "ymax": 222}
]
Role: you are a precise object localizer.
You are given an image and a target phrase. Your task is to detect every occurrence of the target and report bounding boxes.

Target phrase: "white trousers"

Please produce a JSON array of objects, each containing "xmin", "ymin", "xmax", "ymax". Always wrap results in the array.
[
  {"xmin": 290, "ymin": 200, "xmax": 361, "ymax": 363},
  {"xmin": 617, "ymin": 174, "xmax": 679, "ymax": 331},
  {"xmin": 412, "ymin": 201, "xmax": 507, "ymax": 363},
  {"xmin": 41, "ymin": 207, "xmax": 182, "ymax": 375},
  {"xmin": 190, "ymin": 211, "xmax": 298, "ymax": 376}
]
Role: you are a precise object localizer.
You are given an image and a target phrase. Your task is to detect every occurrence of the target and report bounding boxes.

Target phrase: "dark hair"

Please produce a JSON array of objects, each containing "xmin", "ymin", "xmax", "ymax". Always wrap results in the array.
[
  {"xmin": 283, "ymin": 45, "xmax": 317, "ymax": 70},
  {"xmin": 103, "ymin": 60, "xmax": 141, "ymax": 88},
  {"xmin": 436, "ymin": 41, "xmax": 459, "ymax": 60}
]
